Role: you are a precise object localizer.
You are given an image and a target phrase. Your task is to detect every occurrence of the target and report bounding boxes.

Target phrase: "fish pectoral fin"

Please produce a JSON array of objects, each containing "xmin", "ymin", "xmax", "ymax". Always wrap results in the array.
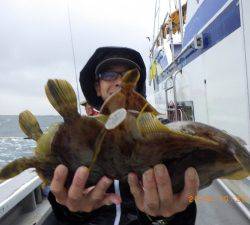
[
  {"xmin": 45, "ymin": 79, "xmax": 79, "ymax": 121},
  {"xmin": 19, "ymin": 110, "xmax": 43, "ymax": 141}
]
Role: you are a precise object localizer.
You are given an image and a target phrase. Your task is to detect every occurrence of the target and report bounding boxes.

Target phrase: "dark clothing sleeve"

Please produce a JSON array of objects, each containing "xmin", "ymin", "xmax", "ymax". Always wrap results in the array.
[
  {"xmin": 48, "ymin": 191, "xmax": 90, "ymax": 224},
  {"xmin": 48, "ymin": 191, "xmax": 118, "ymax": 225},
  {"xmin": 168, "ymin": 201, "xmax": 197, "ymax": 225},
  {"xmin": 48, "ymin": 190, "xmax": 197, "ymax": 225},
  {"xmin": 137, "ymin": 201, "xmax": 196, "ymax": 225}
]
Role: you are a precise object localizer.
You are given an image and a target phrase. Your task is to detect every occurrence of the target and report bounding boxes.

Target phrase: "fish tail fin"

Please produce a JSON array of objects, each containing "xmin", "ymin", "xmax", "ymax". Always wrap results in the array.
[
  {"xmin": 45, "ymin": 79, "xmax": 79, "ymax": 121},
  {"xmin": 222, "ymin": 169, "xmax": 249, "ymax": 180},
  {"xmin": 0, "ymin": 157, "xmax": 37, "ymax": 180},
  {"xmin": 233, "ymin": 145, "xmax": 250, "ymax": 175},
  {"xmin": 19, "ymin": 110, "xmax": 43, "ymax": 141}
]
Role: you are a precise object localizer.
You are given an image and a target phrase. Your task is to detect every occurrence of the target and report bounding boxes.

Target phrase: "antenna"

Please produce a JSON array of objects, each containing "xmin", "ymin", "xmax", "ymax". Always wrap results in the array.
[{"xmin": 66, "ymin": 0, "xmax": 81, "ymax": 114}]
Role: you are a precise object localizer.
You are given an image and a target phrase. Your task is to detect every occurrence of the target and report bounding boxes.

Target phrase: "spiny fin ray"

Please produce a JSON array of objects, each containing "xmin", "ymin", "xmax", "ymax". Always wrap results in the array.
[
  {"xmin": 136, "ymin": 112, "xmax": 219, "ymax": 147},
  {"xmin": 121, "ymin": 68, "xmax": 140, "ymax": 90},
  {"xmin": 45, "ymin": 79, "xmax": 79, "ymax": 121}
]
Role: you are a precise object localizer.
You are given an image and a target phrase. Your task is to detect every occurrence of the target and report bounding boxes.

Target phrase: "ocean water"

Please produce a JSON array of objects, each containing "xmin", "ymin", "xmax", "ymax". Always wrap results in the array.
[{"xmin": 0, "ymin": 115, "xmax": 62, "ymax": 168}]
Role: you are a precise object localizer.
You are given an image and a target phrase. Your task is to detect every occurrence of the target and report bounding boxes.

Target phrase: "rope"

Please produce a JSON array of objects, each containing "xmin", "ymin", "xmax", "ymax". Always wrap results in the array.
[{"xmin": 66, "ymin": 0, "xmax": 81, "ymax": 114}]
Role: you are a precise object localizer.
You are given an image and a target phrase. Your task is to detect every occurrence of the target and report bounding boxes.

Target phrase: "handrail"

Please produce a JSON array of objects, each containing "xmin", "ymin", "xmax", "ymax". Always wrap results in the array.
[
  {"xmin": 217, "ymin": 179, "xmax": 250, "ymax": 220},
  {"xmin": 164, "ymin": 70, "xmax": 181, "ymax": 121},
  {"xmin": 0, "ymin": 169, "xmax": 42, "ymax": 219}
]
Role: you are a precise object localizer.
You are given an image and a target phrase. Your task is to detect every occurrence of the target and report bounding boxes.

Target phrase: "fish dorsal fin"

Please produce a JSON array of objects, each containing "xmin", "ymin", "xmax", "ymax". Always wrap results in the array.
[
  {"xmin": 45, "ymin": 79, "xmax": 79, "ymax": 121},
  {"xmin": 136, "ymin": 112, "xmax": 171, "ymax": 135},
  {"xmin": 136, "ymin": 113, "xmax": 220, "ymax": 149},
  {"xmin": 100, "ymin": 69, "xmax": 159, "ymax": 115},
  {"xmin": 19, "ymin": 110, "xmax": 43, "ymax": 141}
]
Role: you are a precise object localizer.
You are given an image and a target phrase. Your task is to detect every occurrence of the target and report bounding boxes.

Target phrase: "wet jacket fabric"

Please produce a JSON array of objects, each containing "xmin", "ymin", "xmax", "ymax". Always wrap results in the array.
[{"xmin": 48, "ymin": 181, "xmax": 197, "ymax": 225}]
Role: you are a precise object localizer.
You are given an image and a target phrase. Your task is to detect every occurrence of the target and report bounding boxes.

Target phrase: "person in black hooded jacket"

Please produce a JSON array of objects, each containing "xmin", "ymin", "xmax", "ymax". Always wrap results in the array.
[{"xmin": 47, "ymin": 47, "xmax": 199, "ymax": 225}]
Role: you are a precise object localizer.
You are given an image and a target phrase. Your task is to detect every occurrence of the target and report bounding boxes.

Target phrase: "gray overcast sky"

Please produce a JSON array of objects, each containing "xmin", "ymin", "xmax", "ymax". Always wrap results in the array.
[{"xmin": 0, "ymin": 0, "xmax": 156, "ymax": 115}]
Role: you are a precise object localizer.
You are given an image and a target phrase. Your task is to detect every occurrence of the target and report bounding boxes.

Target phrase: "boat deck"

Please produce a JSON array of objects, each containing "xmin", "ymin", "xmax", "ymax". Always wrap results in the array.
[{"xmin": 196, "ymin": 182, "xmax": 249, "ymax": 225}]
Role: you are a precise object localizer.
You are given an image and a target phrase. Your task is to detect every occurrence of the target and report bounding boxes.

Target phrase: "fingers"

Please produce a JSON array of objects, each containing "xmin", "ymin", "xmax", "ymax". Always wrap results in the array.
[
  {"xmin": 174, "ymin": 167, "xmax": 199, "ymax": 212},
  {"xmin": 143, "ymin": 169, "xmax": 160, "ymax": 215},
  {"xmin": 132, "ymin": 166, "xmax": 199, "ymax": 219},
  {"xmin": 183, "ymin": 167, "xmax": 199, "ymax": 198},
  {"xmin": 128, "ymin": 165, "xmax": 200, "ymax": 218},
  {"xmin": 68, "ymin": 166, "xmax": 89, "ymax": 201},
  {"xmin": 89, "ymin": 176, "xmax": 114, "ymax": 203},
  {"xmin": 154, "ymin": 164, "xmax": 173, "ymax": 209},
  {"xmin": 51, "ymin": 165, "xmax": 120, "ymax": 213},
  {"xmin": 50, "ymin": 164, "xmax": 68, "ymax": 204},
  {"xmin": 128, "ymin": 173, "xmax": 143, "ymax": 208},
  {"xmin": 102, "ymin": 193, "xmax": 122, "ymax": 206},
  {"xmin": 84, "ymin": 176, "xmax": 121, "ymax": 210}
]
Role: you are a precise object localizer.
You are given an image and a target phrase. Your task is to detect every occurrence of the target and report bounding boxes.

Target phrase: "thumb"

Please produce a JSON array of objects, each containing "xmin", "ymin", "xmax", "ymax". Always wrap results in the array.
[{"xmin": 102, "ymin": 193, "xmax": 122, "ymax": 206}]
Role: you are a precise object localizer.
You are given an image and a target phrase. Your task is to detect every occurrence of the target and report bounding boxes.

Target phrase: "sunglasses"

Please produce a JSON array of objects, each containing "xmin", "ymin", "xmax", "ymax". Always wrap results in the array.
[{"xmin": 97, "ymin": 71, "xmax": 127, "ymax": 81}]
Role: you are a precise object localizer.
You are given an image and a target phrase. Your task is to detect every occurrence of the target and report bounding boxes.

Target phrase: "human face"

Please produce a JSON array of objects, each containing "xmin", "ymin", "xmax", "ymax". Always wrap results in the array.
[{"xmin": 95, "ymin": 65, "xmax": 128, "ymax": 100}]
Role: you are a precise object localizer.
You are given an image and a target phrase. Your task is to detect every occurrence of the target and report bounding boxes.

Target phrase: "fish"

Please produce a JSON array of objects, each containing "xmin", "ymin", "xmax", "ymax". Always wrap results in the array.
[{"xmin": 0, "ymin": 69, "xmax": 249, "ymax": 193}]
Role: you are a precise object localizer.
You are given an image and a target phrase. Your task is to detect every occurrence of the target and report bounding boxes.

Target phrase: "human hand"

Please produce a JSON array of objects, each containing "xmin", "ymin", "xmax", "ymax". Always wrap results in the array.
[
  {"xmin": 50, "ymin": 164, "xmax": 122, "ymax": 212},
  {"xmin": 128, "ymin": 164, "xmax": 199, "ymax": 217}
]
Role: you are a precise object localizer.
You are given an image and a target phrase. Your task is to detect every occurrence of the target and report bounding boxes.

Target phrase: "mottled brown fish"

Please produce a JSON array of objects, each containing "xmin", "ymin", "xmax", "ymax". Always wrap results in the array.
[{"xmin": 0, "ymin": 69, "xmax": 250, "ymax": 193}]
